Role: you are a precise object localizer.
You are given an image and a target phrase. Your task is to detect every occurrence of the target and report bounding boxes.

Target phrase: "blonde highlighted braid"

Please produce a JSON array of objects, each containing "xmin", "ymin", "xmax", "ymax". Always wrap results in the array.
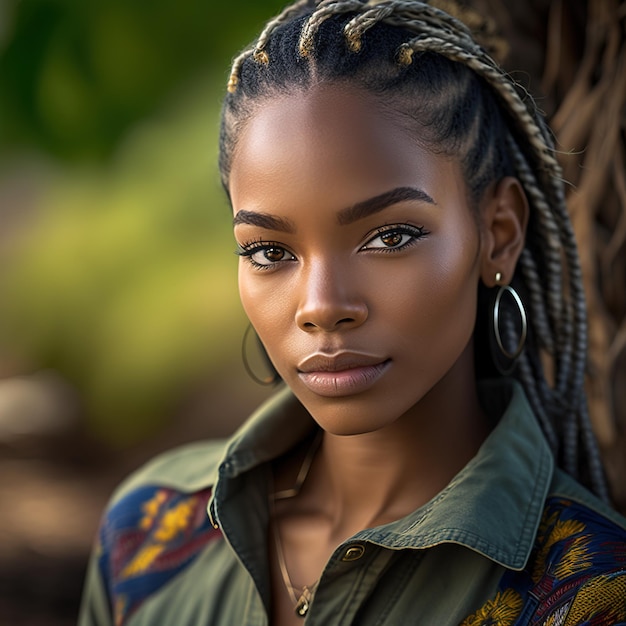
[{"xmin": 219, "ymin": 0, "xmax": 609, "ymax": 501}]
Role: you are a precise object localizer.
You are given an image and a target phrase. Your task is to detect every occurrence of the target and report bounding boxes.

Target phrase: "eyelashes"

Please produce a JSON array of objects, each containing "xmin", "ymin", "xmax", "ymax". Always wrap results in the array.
[
  {"xmin": 361, "ymin": 224, "xmax": 428, "ymax": 252},
  {"xmin": 235, "ymin": 224, "xmax": 429, "ymax": 270},
  {"xmin": 235, "ymin": 240, "xmax": 296, "ymax": 270}
]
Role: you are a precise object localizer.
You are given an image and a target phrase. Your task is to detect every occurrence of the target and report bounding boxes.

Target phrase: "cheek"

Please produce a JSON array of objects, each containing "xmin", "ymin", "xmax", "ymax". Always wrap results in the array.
[
  {"xmin": 371, "ymin": 237, "xmax": 481, "ymax": 373},
  {"xmin": 238, "ymin": 264, "xmax": 268, "ymax": 324},
  {"xmin": 377, "ymin": 275, "xmax": 476, "ymax": 344},
  {"xmin": 382, "ymin": 236, "xmax": 479, "ymax": 318},
  {"xmin": 238, "ymin": 263, "xmax": 291, "ymax": 345}
]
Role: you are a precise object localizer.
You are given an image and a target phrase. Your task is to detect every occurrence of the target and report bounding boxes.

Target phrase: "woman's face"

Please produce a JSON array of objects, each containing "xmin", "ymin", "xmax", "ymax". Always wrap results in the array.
[{"xmin": 230, "ymin": 84, "xmax": 485, "ymax": 435}]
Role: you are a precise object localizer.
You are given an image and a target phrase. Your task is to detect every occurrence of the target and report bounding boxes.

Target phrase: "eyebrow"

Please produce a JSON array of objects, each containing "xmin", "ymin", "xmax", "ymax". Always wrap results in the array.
[
  {"xmin": 232, "ymin": 210, "xmax": 296, "ymax": 233},
  {"xmin": 337, "ymin": 186, "xmax": 435, "ymax": 226},
  {"xmin": 232, "ymin": 186, "xmax": 435, "ymax": 232}
]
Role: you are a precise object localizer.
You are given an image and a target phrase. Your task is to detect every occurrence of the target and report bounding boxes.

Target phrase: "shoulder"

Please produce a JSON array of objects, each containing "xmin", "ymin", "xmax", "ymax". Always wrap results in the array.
[
  {"xmin": 96, "ymin": 440, "xmax": 228, "ymax": 625},
  {"xmin": 101, "ymin": 436, "xmax": 229, "ymax": 552},
  {"xmin": 549, "ymin": 467, "xmax": 626, "ymax": 531},
  {"xmin": 110, "ymin": 438, "xmax": 228, "ymax": 505},
  {"xmin": 461, "ymin": 479, "xmax": 626, "ymax": 626},
  {"xmin": 511, "ymin": 486, "xmax": 626, "ymax": 624},
  {"xmin": 533, "ymin": 492, "xmax": 626, "ymax": 580},
  {"xmin": 520, "ymin": 493, "xmax": 626, "ymax": 624}
]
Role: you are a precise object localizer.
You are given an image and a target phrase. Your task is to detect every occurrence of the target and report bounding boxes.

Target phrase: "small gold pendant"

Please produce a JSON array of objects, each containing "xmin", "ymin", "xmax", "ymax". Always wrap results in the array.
[{"xmin": 295, "ymin": 587, "xmax": 312, "ymax": 617}]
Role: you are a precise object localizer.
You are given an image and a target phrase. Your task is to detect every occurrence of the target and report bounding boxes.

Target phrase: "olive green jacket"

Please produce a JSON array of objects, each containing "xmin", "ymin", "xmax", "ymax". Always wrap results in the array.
[{"xmin": 78, "ymin": 380, "xmax": 626, "ymax": 625}]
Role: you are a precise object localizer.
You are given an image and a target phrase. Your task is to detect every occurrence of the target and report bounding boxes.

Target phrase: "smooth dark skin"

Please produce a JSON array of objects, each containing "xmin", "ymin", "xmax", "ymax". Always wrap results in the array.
[{"xmin": 229, "ymin": 83, "xmax": 528, "ymax": 626}]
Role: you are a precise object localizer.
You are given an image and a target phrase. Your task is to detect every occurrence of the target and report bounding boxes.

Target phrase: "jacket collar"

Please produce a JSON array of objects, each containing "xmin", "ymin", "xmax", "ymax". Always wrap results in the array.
[
  {"xmin": 212, "ymin": 379, "xmax": 553, "ymax": 570},
  {"xmin": 217, "ymin": 384, "xmax": 316, "ymax": 480},
  {"xmin": 355, "ymin": 380, "xmax": 553, "ymax": 569}
]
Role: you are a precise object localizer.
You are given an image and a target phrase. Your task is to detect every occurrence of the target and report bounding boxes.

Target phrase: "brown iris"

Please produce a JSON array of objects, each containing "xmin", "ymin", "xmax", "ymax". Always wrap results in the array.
[
  {"xmin": 380, "ymin": 232, "xmax": 403, "ymax": 247},
  {"xmin": 265, "ymin": 247, "xmax": 285, "ymax": 262}
]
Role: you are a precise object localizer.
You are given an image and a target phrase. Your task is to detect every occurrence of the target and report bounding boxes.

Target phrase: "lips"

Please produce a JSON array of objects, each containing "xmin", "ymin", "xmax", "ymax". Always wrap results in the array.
[{"xmin": 297, "ymin": 352, "xmax": 390, "ymax": 397}]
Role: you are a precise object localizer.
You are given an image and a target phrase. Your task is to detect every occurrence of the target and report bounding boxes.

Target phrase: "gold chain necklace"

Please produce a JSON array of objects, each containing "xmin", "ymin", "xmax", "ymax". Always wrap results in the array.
[{"xmin": 271, "ymin": 432, "xmax": 322, "ymax": 618}]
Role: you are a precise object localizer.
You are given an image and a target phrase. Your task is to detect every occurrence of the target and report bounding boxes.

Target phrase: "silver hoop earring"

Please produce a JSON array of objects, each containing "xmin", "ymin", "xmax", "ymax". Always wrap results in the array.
[
  {"xmin": 242, "ymin": 324, "xmax": 280, "ymax": 386},
  {"xmin": 493, "ymin": 283, "xmax": 527, "ymax": 361}
]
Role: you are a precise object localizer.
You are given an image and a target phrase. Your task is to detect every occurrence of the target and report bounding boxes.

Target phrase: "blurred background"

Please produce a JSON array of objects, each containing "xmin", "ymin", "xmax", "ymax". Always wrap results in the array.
[
  {"xmin": 0, "ymin": 0, "xmax": 285, "ymax": 622},
  {"xmin": 0, "ymin": 0, "xmax": 624, "ymax": 624}
]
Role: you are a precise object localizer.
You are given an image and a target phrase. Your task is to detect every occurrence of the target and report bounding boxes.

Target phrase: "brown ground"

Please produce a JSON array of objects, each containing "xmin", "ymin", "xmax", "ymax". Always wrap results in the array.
[{"xmin": 0, "ymin": 374, "xmax": 272, "ymax": 625}]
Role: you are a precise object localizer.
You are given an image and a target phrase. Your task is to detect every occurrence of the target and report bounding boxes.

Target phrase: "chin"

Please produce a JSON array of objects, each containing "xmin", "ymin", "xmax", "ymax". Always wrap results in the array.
[
  {"xmin": 301, "ymin": 397, "xmax": 404, "ymax": 437},
  {"xmin": 318, "ymin": 422, "xmax": 379, "ymax": 437}
]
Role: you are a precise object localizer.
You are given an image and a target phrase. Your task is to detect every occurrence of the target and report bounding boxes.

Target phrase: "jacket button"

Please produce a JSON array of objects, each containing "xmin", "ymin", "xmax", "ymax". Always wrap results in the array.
[{"xmin": 341, "ymin": 544, "xmax": 365, "ymax": 561}]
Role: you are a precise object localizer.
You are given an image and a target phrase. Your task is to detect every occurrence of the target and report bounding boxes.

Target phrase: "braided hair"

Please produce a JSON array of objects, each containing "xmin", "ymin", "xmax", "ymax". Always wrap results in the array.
[{"xmin": 219, "ymin": 0, "xmax": 609, "ymax": 501}]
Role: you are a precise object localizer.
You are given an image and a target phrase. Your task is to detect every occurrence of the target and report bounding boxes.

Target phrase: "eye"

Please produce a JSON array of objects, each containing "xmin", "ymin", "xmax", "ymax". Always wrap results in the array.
[
  {"xmin": 236, "ymin": 241, "xmax": 296, "ymax": 269},
  {"xmin": 361, "ymin": 224, "xmax": 428, "ymax": 251}
]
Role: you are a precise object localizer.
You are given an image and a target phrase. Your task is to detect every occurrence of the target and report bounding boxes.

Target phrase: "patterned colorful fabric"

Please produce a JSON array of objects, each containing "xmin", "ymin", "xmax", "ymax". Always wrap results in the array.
[
  {"xmin": 460, "ymin": 497, "xmax": 626, "ymax": 626},
  {"xmin": 97, "ymin": 485, "xmax": 222, "ymax": 626}
]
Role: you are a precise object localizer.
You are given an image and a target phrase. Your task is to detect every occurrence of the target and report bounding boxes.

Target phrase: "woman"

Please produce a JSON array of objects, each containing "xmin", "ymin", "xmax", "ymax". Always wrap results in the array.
[{"xmin": 79, "ymin": 1, "xmax": 626, "ymax": 624}]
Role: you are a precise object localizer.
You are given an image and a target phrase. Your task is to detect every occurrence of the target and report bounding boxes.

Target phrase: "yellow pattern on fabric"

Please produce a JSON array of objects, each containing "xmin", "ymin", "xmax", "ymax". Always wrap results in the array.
[
  {"xmin": 120, "ymin": 544, "xmax": 165, "ymax": 578},
  {"xmin": 120, "ymin": 494, "xmax": 199, "ymax": 580},
  {"xmin": 459, "ymin": 589, "xmax": 523, "ymax": 626},
  {"xmin": 563, "ymin": 572, "xmax": 626, "ymax": 625},
  {"xmin": 139, "ymin": 490, "xmax": 168, "ymax": 531},
  {"xmin": 551, "ymin": 534, "xmax": 591, "ymax": 580},
  {"xmin": 153, "ymin": 499, "xmax": 195, "ymax": 542},
  {"xmin": 533, "ymin": 517, "xmax": 586, "ymax": 582}
]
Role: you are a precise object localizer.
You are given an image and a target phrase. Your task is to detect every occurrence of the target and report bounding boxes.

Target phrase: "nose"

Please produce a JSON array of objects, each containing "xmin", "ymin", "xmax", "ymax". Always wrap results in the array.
[{"xmin": 295, "ymin": 262, "xmax": 368, "ymax": 332}]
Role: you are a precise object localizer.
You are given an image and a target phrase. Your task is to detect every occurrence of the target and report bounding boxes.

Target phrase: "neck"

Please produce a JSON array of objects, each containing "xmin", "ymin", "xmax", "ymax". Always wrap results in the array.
[{"xmin": 307, "ymin": 365, "xmax": 490, "ymax": 542}]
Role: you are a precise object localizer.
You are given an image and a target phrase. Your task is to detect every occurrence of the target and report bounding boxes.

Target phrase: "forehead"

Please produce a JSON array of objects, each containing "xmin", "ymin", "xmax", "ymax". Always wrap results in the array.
[{"xmin": 229, "ymin": 83, "xmax": 465, "ymax": 212}]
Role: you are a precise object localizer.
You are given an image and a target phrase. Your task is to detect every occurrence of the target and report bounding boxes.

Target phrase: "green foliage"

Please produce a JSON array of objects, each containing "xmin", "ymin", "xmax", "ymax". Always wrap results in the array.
[
  {"xmin": 0, "ymin": 0, "xmax": 288, "ymax": 443},
  {"xmin": 0, "ymin": 82, "xmax": 248, "ymax": 443},
  {"xmin": 0, "ymin": 0, "xmax": 287, "ymax": 159}
]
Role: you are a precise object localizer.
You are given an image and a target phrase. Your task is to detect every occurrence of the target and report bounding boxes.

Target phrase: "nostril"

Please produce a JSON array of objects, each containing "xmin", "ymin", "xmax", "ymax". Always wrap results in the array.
[
  {"xmin": 296, "ymin": 300, "xmax": 367, "ymax": 332},
  {"xmin": 301, "ymin": 317, "xmax": 355, "ymax": 331}
]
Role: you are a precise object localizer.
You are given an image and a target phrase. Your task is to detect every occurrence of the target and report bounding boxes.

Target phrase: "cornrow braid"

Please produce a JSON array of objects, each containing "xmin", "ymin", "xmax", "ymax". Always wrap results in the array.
[
  {"xmin": 227, "ymin": 0, "xmax": 314, "ymax": 92},
  {"xmin": 300, "ymin": 0, "xmax": 368, "ymax": 55},
  {"xmin": 219, "ymin": 0, "xmax": 609, "ymax": 501}
]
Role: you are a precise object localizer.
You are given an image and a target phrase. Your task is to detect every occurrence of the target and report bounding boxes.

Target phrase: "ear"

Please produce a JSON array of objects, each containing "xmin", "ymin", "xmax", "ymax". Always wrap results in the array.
[{"xmin": 479, "ymin": 177, "xmax": 529, "ymax": 287}]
